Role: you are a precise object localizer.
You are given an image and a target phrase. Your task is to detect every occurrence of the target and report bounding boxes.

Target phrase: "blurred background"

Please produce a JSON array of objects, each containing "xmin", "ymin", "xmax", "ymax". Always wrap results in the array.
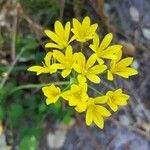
[{"xmin": 0, "ymin": 0, "xmax": 150, "ymax": 150}]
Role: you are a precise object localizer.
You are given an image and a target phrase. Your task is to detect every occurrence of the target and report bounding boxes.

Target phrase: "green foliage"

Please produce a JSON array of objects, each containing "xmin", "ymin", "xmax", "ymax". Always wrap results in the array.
[
  {"xmin": 19, "ymin": 0, "xmax": 60, "ymax": 26},
  {"xmin": 8, "ymin": 104, "xmax": 24, "ymax": 127},
  {"xmin": 19, "ymin": 136, "xmax": 39, "ymax": 150},
  {"xmin": 0, "ymin": 105, "xmax": 4, "ymax": 119},
  {"xmin": 0, "ymin": 32, "xmax": 4, "ymax": 47},
  {"xmin": 47, "ymin": 100, "xmax": 74, "ymax": 124},
  {"xmin": 0, "ymin": 35, "xmax": 73, "ymax": 150},
  {"xmin": 0, "ymin": 0, "xmax": 76, "ymax": 148},
  {"xmin": 20, "ymin": 127, "xmax": 43, "ymax": 139}
]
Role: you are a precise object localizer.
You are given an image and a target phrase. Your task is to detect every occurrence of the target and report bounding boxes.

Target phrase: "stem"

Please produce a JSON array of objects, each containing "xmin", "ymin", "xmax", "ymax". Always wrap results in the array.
[
  {"xmin": 9, "ymin": 81, "xmax": 70, "ymax": 95},
  {"xmin": 80, "ymin": 43, "xmax": 84, "ymax": 52},
  {"xmin": 62, "ymin": 84, "xmax": 71, "ymax": 92},
  {"xmin": 0, "ymin": 44, "xmax": 38, "ymax": 88},
  {"xmin": 88, "ymin": 85, "xmax": 103, "ymax": 95}
]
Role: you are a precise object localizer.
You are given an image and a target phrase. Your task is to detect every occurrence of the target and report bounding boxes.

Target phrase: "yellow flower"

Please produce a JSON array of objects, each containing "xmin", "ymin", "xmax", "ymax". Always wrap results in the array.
[
  {"xmin": 27, "ymin": 52, "xmax": 62, "ymax": 75},
  {"xmin": 73, "ymin": 52, "xmax": 107, "ymax": 83},
  {"xmin": 61, "ymin": 83, "xmax": 88, "ymax": 112},
  {"xmin": 53, "ymin": 46, "xmax": 75, "ymax": 78},
  {"xmin": 86, "ymin": 97, "xmax": 111, "ymax": 129},
  {"xmin": 42, "ymin": 84, "xmax": 61, "ymax": 105},
  {"xmin": 45, "ymin": 21, "xmax": 74, "ymax": 49},
  {"xmin": 106, "ymin": 89, "xmax": 130, "ymax": 112},
  {"xmin": 89, "ymin": 33, "xmax": 122, "ymax": 64},
  {"xmin": 107, "ymin": 50, "xmax": 138, "ymax": 80},
  {"xmin": 71, "ymin": 16, "xmax": 98, "ymax": 42}
]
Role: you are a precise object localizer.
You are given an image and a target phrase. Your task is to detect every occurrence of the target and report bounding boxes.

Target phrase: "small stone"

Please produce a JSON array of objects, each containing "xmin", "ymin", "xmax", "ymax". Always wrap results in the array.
[
  {"xmin": 142, "ymin": 28, "xmax": 150, "ymax": 40},
  {"xmin": 119, "ymin": 40, "xmax": 135, "ymax": 55},
  {"xmin": 0, "ymin": 134, "xmax": 12, "ymax": 150},
  {"xmin": 129, "ymin": 6, "xmax": 140, "ymax": 22},
  {"xmin": 131, "ymin": 60, "xmax": 139, "ymax": 70},
  {"xmin": 47, "ymin": 130, "xmax": 67, "ymax": 149},
  {"xmin": 142, "ymin": 123, "xmax": 150, "ymax": 132},
  {"xmin": 47, "ymin": 121, "xmax": 75, "ymax": 149},
  {"xmin": 119, "ymin": 115, "xmax": 131, "ymax": 126}
]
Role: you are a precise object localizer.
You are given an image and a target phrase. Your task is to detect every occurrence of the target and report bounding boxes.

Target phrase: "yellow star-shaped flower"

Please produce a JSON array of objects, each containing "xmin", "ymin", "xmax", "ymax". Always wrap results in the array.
[
  {"xmin": 106, "ymin": 89, "xmax": 130, "ymax": 112},
  {"xmin": 53, "ymin": 46, "xmax": 75, "ymax": 78},
  {"xmin": 86, "ymin": 97, "xmax": 111, "ymax": 129},
  {"xmin": 107, "ymin": 50, "xmax": 138, "ymax": 80},
  {"xmin": 45, "ymin": 21, "xmax": 75, "ymax": 49},
  {"xmin": 73, "ymin": 52, "xmax": 107, "ymax": 83},
  {"xmin": 61, "ymin": 83, "xmax": 88, "ymax": 112},
  {"xmin": 27, "ymin": 52, "xmax": 62, "ymax": 75},
  {"xmin": 89, "ymin": 33, "xmax": 122, "ymax": 64},
  {"xmin": 42, "ymin": 84, "xmax": 61, "ymax": 105},
  {"xmin": 71, "ymin": 16, "xmax": 98, "ymax": 42}
]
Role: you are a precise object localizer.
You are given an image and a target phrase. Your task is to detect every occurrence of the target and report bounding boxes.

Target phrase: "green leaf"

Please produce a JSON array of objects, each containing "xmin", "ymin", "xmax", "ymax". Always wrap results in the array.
[
  {"xmin": 19, "ymin": 136, "xmax": 39, "ymax": 150},
  {"xmin": 0, "ymin": 105, "xmax": 5, "ymax": 119},
  {"xmin": 0, "ymin": 32, "xmax": 4, "ymax": 47},
  {"xmin": 20, "ymin": 127, "xmax": 43, "ymax": 139},
  {"xmin": 8, "ymin": 104, "xmax": 24, "ymax": 126},
  {"xmin": 0, "ymin": 88, "xmax": 6, "ymax": 103},
  {"xmin": 39, "ymin": 103, "xmax": 47, "ymax": 113},
  {"xmin": 63, "ymin": 113, "xmax": 72, "ymax": 124}
]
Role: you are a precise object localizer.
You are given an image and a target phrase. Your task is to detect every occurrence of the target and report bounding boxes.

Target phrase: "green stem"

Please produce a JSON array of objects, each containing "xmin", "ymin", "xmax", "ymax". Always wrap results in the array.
[
  {"xmin": 80, "ymin": 43, "xmax": 84, "ymax": 52},
  {"xmin": 62, "ymin": 84, "xmax": 71, "ymax": 92},
  {"xmin": 9, "ymin": 81, "xmax": 70, "ymax": 95},
  {"xmin": 113, "ymin": 77, "xmax": 118, "ymax": 88},
  {"xmin": 88, "ymin": 85, "xmax": 103, "ymax": 95}
]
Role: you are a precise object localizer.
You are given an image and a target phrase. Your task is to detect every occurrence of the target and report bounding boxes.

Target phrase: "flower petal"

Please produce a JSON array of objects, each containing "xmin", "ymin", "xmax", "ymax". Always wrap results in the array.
[
  {"xmin": 44, "ymin": 52, "xmax": 52, "ymax": 67},
  {"xmin": 77, "ymin": 75, "xmax": 87, "ymax": 83},
  {"xmin": 65, "ymin": 21, "xmax": 71, "ymax": 41},
  {"xmin": 27, "ymin": 66, "xmax": 49, "ymax": 75},
  {"xmin": 86, "ymin": 74, "xmax": 100, "ymax": 83},
  {"xmin": 115, "ymin": 67, "xmax": 138, "ymax": 78},
  {"xmin": 61, "ymin": 69, "xmax": 71, "ymax": 78},
  {"xmin": 114, "ymin": 98, "xmax": 128, "ymax": 106},
  {"xmin": 93, "ymin": 114, "xmax": 104, "ymax": 129},
  {"xmin": 89, "ymin": 34, "xmax": 100, "ymax": 52},
  {"xmin": 45, "ymin": 43, "xmax": 61, "ymax": 49},
  {"xmin": 89, "ymin": 64, "xmax": 107, "ymax": 74},
  {"xmin": 86, "ymin": 54, "xmax": 97, "ymax": 69},
  {"xmin": 107, "ymin": 101, "xmax": 118, "ymax": 112},
  {"xmin": 88, "ymin": 24, "xmax": 98, "ymax": 36},
  {"xmin": 99, "ymin": 33, "xmax": 113, "ymax": 50},
  {"xmin": 44, "ymin": 30, "xmax": 61, "ymax": 43},
  {"xmin": 65, "ymin": 46, "xmax": 73, "ymax": 60},
  {"xmin": 73, "ymin": 52, "xmax": 85, "ymax": 72},
  {"xmin": 107, "ymin": 70, "xmax": 114, "ymax": 80},
  {"xmin": 72, "ymin": 18, "xmax": 81, "ymax": 35},
  {"xmin": 54, "ymin": 21, "xmax": 64, "ymax": 39},
  {"xmin": 86, "ymin": 108, "xmax": 93, "ymax": 126},
  {"xmin": 61, "ymin": 90, "xmax": 71, "ymax": 100},
  {"xmin": 82, "ymin": 16, "xmax": 91, "ymax": 34},
  {"xmin": 75, "ymin": 101, "xmax": 87, "ymax": 112},
  {"xmin": 94, "ymin": 96, "xmax": 108, "ymax": 104},
  {"xmin": 82, "ymin": 16, "xmax": 90, "ymax": 28},
  {"xmin": 117, "ymin": 57, "xmax": 133, "ymax": 68},
  {"xmin": 53, "ymin": 50, "xmax": 65, "ymax": 63},
  {"xmin": 96, "ymin": 105, "xmax": 111, "ymax": 117}
]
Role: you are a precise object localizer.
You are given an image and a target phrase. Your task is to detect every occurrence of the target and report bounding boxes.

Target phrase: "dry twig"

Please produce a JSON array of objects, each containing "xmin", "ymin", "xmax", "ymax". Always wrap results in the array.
[
  {"xmin": 0, "ymin": 46, "xmax": 35, "ymax": 88},
  {"xmin": 11, "ymin": 4, "xmax": 18, "ymax": 61},
  {"xmin": 124, "ymin": 80, "xmax": 150, "ymax": 122},
  {"xmin": 59, "ymin": 0, "xmax": 65, "ymax": 22},
  {"xmin": 17, "ymin": 3, "xmax": 43, "ymax": 37},
  {"xmin": 108, "ymin": 118, "xmax": 150, "ymax": 139}
]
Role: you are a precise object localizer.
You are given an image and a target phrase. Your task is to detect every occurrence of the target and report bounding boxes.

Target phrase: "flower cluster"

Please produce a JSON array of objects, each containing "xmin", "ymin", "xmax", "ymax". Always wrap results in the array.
[{"xmin": 28, "ymin": 16, "xmax": 138, "ymax": 129}]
